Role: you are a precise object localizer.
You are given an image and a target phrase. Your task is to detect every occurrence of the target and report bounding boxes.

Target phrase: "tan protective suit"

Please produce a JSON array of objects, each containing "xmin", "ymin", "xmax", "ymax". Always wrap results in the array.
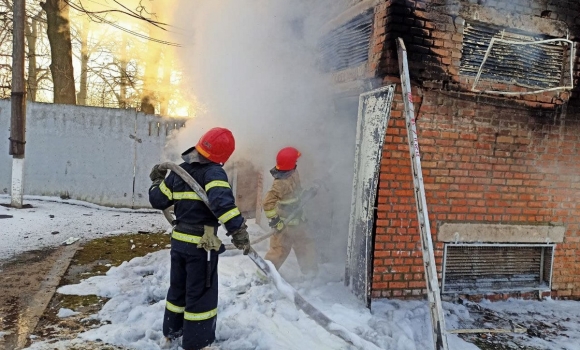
[{"xmin": 263, "ymin": 170, "xmax": 318, "ymax": 274}]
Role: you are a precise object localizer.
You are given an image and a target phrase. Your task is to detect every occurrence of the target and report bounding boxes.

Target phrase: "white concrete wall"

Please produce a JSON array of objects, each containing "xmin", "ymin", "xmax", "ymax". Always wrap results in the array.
[
  {"xmin": 133, "ymin": 116, "xmax": 186, "ymax": 207},
  {"xmin": 0, "ymin": 101, "xmax": 12, "ymax": 194},
  {"xmin": 0, "ymin": 100, "xmax": 185, "ymax": 208}
]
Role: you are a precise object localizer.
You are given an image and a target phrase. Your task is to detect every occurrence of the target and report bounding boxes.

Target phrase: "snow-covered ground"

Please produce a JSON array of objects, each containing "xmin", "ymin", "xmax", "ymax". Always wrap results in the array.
[
  {"xmin": 30, "ymin": 223, "xmax": 470, "ymax": 350},
  {"xmin": 0, "ymin": 195, "xmax": 167, "ymax": 261},
  {"xmin": 2, "ymin": 196, "xmax": 580, "ymax": 350}
]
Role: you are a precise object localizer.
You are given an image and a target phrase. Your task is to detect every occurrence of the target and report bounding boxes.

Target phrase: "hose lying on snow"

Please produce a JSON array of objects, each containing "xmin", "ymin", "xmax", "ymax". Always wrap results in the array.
[{"xmin": 157, "ymin": 162, "xmax": 382, "ymax": 350}]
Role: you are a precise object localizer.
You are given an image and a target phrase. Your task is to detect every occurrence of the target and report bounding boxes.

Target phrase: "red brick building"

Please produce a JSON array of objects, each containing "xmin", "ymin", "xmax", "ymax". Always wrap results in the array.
[{"xmin": 324, "ymin": 0, "xmax": 580, "ymax": 301}]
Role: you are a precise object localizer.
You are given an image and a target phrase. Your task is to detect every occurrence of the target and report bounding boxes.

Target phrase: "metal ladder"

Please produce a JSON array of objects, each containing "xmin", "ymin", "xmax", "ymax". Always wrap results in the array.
[{"xmin": 396, "ymin": 38, "xmax": 449, "ymax": 350}]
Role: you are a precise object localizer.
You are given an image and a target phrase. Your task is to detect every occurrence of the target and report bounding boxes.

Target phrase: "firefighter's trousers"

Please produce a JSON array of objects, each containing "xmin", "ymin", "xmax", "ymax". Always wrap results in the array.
[
  {"xmin": 164, "ymin": 245, "xmax": 220, "ymax": 350},
  {"xmin": 264, "ymin": 224, "xmax": 318, "ymax": 274}
]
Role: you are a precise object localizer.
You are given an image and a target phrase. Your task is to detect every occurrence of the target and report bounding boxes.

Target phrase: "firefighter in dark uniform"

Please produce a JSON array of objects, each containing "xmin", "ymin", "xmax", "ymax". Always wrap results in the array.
[{"xmin": 149, "ymin": 127, "xmax": 250, "ymax": 350}]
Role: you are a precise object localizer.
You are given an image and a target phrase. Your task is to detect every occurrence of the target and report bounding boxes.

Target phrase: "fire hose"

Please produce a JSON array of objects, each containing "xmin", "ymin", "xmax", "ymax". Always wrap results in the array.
[{"xmin": 157, "ymin": 162, "xmax": 381, "ymax": 350}]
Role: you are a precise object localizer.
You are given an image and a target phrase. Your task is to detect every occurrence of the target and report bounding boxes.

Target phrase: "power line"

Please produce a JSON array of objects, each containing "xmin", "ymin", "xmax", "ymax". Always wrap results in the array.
[
  {"xmin": 64, "ymin": 0, "xmax": 181, "ymax": 47},
  {"xmin": 91, "ymin": 13, "xmax": 181, "ymax": 47},
  {"xmin": 65, "ymin": 0, "xmax": 166, "ymax": 29},
  {"xmin": 83, "ymin": 0, "xmax": 191, "ymax": 37}
]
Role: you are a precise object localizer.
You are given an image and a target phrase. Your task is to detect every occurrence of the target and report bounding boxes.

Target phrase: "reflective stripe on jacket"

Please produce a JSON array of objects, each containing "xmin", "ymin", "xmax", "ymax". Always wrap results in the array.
[{"xmin": 148, "ymin": 162, "xmax": 244, "ymax": 233}]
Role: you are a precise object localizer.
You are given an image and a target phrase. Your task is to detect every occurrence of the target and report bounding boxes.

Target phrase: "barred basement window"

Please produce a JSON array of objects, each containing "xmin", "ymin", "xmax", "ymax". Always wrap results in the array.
[
  {"xmin": 442, "ymin": 243, "xmax": 554, "ymax": 294},
  {"xmin": 319, "ymin": 9, "xmax": 373, "ymax": 72},
  {"xmin": 460, "ymin": 22, "xmax": 574, "ymax": 94}
]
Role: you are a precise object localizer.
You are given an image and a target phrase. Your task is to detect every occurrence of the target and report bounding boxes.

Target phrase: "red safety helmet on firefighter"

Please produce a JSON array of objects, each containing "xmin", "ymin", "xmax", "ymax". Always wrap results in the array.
[
  {"xmin": 196, "ymin": 127, "xmax": 235, "ymax": 164},
  {"xmin": 276, "ymin": 147, "xmax": 301, "ymax": 171}
]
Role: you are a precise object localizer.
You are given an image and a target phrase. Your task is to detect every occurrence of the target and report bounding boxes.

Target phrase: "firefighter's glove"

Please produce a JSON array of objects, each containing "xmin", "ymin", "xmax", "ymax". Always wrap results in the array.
[
  {"xmin": 228, "ymin": 224, "xmax": 250, "ymax": 255},
  {"xmin": 268, "ymin": 216, "xmax": 285, "ymax": 232},
  {"xmin": 198, "ymin": 226, "xmax": 222, "ymax": 252},
  {"xmin": 149, "ymin": 164, "xmax": 167, "ymax": 183}
]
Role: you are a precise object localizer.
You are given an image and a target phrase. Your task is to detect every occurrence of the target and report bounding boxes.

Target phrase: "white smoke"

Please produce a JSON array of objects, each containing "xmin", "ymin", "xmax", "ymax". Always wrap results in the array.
[
  {"xmin": 167, "ymin": 0, "xmax": 357, "ymax": 263},
  {"xmin": 167, "ymin": 0, "xmax": 347, "ymax": 166}
]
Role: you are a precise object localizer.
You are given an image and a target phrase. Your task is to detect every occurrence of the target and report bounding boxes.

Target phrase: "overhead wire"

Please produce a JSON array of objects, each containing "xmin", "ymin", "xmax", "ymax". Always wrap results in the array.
[
  {"xmin": 65, "ymin": 0, "xmax": 166, "ymax": 29},
  {"xmin": 63, "ymin": 0, "xmax": 181, "ymax": 47},
  {"xmin": 82, "ymin": 0, "xmax": 192, "ymax": 38},
  {"xmin": 3, "ymin": 1, "xmax": 189, "ymax": 43}
]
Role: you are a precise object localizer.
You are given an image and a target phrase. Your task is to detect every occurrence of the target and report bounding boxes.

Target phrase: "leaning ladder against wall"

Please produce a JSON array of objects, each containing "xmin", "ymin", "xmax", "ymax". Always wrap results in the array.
[{"xmin": 396, "ymin": 38, "xmax": 449, "ymax": 350}]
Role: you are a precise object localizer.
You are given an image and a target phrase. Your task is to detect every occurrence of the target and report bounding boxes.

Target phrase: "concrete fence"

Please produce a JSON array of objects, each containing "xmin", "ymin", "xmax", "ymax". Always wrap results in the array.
[{"xmin": 0, "ymin": 100, "xmax": 186, "ymax": 208}]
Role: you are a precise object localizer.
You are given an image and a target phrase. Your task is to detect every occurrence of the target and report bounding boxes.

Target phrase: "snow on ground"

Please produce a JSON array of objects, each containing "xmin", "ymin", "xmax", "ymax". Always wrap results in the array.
[
  {"xmin": 3, "ymin": 196, "xmax": 580, "ymax": 350},
  {"xmin": 0, "ymin": 195, "xmax": 167, "ymax": 261},
  {"xmin": 23, "ymin": 217, "xmax": 476, "ymax": 350}
]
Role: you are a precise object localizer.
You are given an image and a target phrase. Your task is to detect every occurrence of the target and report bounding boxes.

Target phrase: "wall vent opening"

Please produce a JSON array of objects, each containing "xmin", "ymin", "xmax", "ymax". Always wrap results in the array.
[
  {"xmin": 442, "ymin": 243, "xmax": 554, "ymax": 294},
  {"xmin": 460, "ymin": 22, "xmax": 573, "ymax": 94},
  {"xmin": 319, "ymin": 9, "xmax": 373, "ymax": 72}
]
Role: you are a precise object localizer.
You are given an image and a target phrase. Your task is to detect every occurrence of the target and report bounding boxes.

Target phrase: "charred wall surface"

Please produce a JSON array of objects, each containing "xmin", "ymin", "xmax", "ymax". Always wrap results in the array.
[{"xmin": 377, "ymin": 0, "xmax": 578, "ymax": 100}]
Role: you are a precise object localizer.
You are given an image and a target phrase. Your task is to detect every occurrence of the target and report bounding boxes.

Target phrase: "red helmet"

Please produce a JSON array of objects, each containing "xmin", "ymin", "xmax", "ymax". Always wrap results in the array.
[
  {"xmin": 196, "ymin": 127, "xmax": 235, "ymax": 164},
  {"xmin": 276, "ymin": 147, "xmax": 301, "ymax": 171}
]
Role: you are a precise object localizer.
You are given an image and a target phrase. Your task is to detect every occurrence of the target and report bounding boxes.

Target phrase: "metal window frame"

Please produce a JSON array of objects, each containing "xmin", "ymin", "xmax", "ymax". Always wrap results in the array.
[
  {"xmin": 471, "ymin": 37, "xmax": 575, "ymax": 95},
  {"xmin": 442, "ymin": 243, "xmax": 556, "ymax": 294}
]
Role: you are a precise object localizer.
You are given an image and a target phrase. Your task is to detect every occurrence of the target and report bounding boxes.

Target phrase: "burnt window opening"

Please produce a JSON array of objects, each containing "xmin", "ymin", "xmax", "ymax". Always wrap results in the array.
[
  {"xmin": 460, "ymin": 22, "xmax": 573, "ymax": 92},
  {"xmin": 442, "ymin": 244, "xmax": 554, "ymax": 294},
  {"xmin": 319, "ymin": 10, "xmax": 373, "ymax": 72}
]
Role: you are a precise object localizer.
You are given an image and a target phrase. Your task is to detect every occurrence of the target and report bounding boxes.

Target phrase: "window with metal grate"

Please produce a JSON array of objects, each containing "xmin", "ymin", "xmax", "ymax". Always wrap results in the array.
[
  {"xmin": 319, "ymin": 9, "xmax": 374, "ymax": 72},
  {"xmin": 460, "ymin": 22, "xmax": 573, "ymax": 93},
  {"xmin": 442, "ymin": 243, "xmax": 554, "ymax": 294}
]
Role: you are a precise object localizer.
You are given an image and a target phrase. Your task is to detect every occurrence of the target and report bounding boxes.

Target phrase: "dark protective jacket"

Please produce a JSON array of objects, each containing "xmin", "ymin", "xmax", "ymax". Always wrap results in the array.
[
  {"xmin": 149, "ymin": 162, "xmax": 244, "ymax": 233},
  {"xmin": 149, "ymin": 149, "xmax": 244, "ymax": 349}
]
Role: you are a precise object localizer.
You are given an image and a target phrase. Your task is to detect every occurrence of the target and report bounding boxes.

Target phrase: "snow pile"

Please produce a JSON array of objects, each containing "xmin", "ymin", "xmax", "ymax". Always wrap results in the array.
[{"xmin": 56, "ymin": 308, "xmax": 80, "ymax": 318}]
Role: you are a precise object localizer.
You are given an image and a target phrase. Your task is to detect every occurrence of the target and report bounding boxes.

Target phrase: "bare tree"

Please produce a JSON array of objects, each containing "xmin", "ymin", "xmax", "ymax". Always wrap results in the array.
[
  {"xmin": 0, "ymin": 1, "xmax": 14, "ymax": 98},
  {"xmin": 75, "ymin": 12, "xmax": 88, "ymax": 104},
  {"xmin": 139, "ymin": 0, "xmax": 161, "ymax": 114},
  {"xmin": 2, "ymin": 0, "xmax": 187, "ymax": 113},
  {"xmin": 40, "ymin": 0, "xmax": 76, "ymax": 104},
  {"xmin": 24, "ymin": 10, "xmax": 45, "ymax": 101},
  {"xmin": 1, "ymin": 0, "xmax": 55, "ymax": 101}
]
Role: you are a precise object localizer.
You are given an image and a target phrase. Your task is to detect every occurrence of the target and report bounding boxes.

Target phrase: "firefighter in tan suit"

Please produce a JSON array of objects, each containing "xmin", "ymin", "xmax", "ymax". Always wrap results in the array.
[{"xmin": 263, "ymin": 147, "xmax": 318, "ymax": 275}]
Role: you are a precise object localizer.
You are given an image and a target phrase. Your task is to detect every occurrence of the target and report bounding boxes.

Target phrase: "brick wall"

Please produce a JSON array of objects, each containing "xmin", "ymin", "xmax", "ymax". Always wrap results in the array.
[
  {"xmin": 359, "ymin": 0, "xmax": 580, "ymax": 299},
  {"xmin": 372, "ymin": 84, "xmax": 580, "ymax": 299},
  {"xmin": 325, "ymin": 0, "xmax": 580, "ymax": 299}
]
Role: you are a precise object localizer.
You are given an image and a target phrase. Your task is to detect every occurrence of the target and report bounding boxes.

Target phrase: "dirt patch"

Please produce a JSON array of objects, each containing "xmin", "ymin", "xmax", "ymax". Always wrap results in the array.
[
  {"xmin": 464, "ymin": 335, "xmax": 539, "ymax": 350},
  {"xmin": 0, "ymin": 248, "xmax": 62, "ymax": 349},
  {"xmin": 455, "ymin": 301, "xmax": 571, "ymax": 350},
  {"xmin": 58, "ymin": 232, "xmax": 170, "ymax": 287},
  {"xmin": 29, "ymin": 232, "xmax": 170, "ymax": 349}
]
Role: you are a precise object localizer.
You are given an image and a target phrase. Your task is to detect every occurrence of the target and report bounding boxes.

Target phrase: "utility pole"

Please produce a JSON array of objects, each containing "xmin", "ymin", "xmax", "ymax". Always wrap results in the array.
[{"xmin": 9, "ymin": 0, "xmax": 27, "ymax": 208}]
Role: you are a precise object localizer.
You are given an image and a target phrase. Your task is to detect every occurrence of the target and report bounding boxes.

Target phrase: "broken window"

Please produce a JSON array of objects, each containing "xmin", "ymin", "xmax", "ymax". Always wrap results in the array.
[
  {"xmin": 319, "ymin": 10, "xmax": 373, "ymax": 72},
  {"xmin": 460, "ymin": 22, "xmax": 574, "ymax": 94}
]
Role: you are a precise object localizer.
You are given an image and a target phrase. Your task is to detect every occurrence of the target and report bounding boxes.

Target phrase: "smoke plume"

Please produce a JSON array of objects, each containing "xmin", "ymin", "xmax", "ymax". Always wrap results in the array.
[{"xmin": 168, "ymin": 0, "xmax": 356, "ymax": 264}]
